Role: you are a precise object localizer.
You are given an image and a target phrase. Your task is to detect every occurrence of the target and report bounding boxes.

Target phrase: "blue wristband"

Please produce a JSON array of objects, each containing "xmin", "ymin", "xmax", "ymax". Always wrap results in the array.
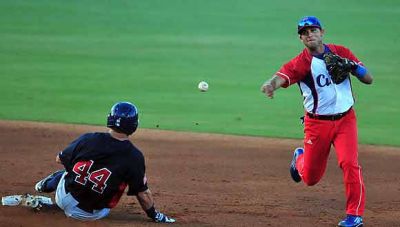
[{"xmin": 354, "ymin": 65, "xmax": 367, "ymax": 78}]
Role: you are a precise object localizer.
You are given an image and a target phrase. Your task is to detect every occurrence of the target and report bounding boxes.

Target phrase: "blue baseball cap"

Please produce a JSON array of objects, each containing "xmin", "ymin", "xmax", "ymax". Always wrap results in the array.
[{"xmin": 297, "ymin": 16, "xmax": 322, "ymax": 34}]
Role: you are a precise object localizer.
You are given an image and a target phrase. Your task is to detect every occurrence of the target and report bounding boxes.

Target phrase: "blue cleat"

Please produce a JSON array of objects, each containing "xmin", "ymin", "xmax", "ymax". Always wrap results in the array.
[
  {"xmin": 338, "ymin": 215, "xmax": 363, "ymax": 227},
  {"xmin": 290, "ymin": 147, "xmax": 304, "ymax": 183}
]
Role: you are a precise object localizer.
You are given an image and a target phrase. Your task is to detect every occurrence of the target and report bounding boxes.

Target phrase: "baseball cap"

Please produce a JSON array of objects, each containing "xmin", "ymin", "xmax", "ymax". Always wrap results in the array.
[{"xmin": 297, "ymin": 16, "xmax": 322, "ymax": 34}]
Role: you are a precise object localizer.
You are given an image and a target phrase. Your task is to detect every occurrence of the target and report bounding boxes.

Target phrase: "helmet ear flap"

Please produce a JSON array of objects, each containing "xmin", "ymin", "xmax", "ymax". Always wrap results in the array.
[
  {"xmin": 106, "ymin": 114, "xmax": 117, "ymax": 128},
  {"xmin": 119, "ymin": 115, "xmax": 138, "ymax": 135}
]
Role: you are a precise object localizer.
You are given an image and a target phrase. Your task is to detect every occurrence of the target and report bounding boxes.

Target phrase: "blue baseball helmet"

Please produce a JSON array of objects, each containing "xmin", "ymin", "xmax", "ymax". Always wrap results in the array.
[
  {"xmin": 107, "ymin": 101, "xmax": 139, "ymax": 135},
  {"xmin": 297, "ymin": 16, "xmax": 322, "ymax": 34}
]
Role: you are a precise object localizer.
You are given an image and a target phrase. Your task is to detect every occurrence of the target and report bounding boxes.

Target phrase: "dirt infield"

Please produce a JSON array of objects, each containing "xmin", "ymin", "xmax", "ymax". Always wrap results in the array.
[{"xmin": 0, "ymin": 120, "xmax": 399, "ymax": 226}]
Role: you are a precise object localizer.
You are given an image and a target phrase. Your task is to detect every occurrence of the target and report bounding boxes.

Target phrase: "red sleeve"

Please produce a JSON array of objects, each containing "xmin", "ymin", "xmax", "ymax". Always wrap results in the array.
[
  {"xmin": 275, "ymin": 49, "xmax": 311, "ymax": 88},
  {"xmin": 327, "ymin": 44, "xmax": 363, "ymax": 66}
]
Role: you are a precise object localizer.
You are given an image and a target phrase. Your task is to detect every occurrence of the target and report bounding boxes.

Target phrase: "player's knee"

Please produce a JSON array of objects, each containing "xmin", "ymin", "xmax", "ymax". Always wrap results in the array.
[
  {"xmin": 303, "ymin": 178, "xmax": 319, "ymax": 186},
  {"xmin": 301, "ymin": 169, "xmax": 323, "ymax": 186}
]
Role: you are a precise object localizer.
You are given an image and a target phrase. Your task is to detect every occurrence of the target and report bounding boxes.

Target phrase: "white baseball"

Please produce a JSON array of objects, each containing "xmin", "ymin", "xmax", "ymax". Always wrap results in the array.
[{"xmin": 198, "ymin": 81, "xmax": 209, "ymax": 92}]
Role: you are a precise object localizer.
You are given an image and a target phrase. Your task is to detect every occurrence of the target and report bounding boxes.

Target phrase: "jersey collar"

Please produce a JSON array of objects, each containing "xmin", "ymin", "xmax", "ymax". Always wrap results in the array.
[{"xmin": 312, "ymin": 45, "xmax": 330, "ymax": 60}]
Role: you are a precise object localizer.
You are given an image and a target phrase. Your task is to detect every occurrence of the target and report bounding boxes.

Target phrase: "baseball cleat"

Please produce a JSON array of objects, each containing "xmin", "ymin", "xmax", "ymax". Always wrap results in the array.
[
  {"xmin": 338, "ymin": 215, "xmax": 363, "ymax": 227},
  {"xmin": 290, "ymin": 147, "xmax": 304, "ymax": 183},
  {"xmin": 35, "ymin": 170, "xmax": 65, "ymax": 193}
]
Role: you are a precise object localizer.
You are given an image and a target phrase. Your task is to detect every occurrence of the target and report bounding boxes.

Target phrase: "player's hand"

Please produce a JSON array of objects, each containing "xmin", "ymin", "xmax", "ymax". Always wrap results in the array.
[
  {"xmin": 154, "ymin": 211, "xmax": 176, "ymax": 223},
  {"xmin": 260, "ymin": 82, "xmax": 275, "ymax": 99}
]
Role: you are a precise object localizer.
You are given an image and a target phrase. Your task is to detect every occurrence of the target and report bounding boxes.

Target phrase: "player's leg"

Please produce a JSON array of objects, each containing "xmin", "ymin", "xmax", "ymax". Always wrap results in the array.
[
  {"xmin": 55, "ymin": 172, "xmax": 110, "ymax": 220},
  {"xmin": 333, "ymin": 109, "xmax": 365, "ymax": 217},
  {"xmin": 35, "ymin": 169, "xmax": 66, "ymax": 193},
  {"xmin": 295, "ymin": 117, "xmax": 334, "ymax": 185}
]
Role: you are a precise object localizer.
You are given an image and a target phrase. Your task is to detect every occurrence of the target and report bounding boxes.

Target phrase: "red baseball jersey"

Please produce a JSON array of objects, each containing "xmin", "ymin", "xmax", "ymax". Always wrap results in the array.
[{"xmin": 276, "ymin": 44, "xmax": 363, "ymax": 115}]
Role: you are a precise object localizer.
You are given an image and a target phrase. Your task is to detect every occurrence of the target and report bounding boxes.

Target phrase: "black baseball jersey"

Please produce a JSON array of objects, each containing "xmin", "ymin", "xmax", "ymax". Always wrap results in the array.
[{"xmin": 58, "ymin": 132, "xmax": 148, "ymax": 212}]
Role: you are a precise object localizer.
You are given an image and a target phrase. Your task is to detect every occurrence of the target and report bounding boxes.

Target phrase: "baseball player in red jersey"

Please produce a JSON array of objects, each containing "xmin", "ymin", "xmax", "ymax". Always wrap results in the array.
[{"xmin": 260, "ymin": 16, "xmax": 373, "ymax": 227}]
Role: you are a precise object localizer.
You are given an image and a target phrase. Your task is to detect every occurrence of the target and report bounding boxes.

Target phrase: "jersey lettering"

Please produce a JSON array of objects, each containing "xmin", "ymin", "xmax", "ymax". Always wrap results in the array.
[
  {"xmin": 316, "ymin": 74, "xmax": 331, "ymax": 87},
  {"xmin": 72, "ymin": 160, "xmax": 93, "ymax": 185},
  {"xmin": 72, "ymin": 160, "xmax": 112, "ymax": 194},
  {"xmin": 89, "ymin": 168, "xmax": 112, "ymax": 193}
]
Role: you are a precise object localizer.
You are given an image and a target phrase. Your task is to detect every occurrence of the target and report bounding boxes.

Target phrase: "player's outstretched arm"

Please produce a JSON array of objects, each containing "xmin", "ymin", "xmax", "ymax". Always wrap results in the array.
[
  {"xmin": 260, "ymin": 75, "xmax": 286, "ymax": 99},
  {"xmin": 344, "ymin": 57, "xmax": 373, "ymax": 85},
  {"xmin": 137, "ymin": 189, "xmax": 175, "ymax": 223}
]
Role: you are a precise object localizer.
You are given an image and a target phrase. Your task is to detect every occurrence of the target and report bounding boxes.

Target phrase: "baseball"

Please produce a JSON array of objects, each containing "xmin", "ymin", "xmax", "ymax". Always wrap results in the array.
[{"xmin": 198, "ymin": 81, "xmax": 209, "ymax": 92}]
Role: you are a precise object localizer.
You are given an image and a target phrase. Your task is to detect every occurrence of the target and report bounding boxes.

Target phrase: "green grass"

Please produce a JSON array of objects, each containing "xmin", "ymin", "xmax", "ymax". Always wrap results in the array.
[{"xmin": 1, "ymin": 0, "xmax": 399, "ymax": 146}]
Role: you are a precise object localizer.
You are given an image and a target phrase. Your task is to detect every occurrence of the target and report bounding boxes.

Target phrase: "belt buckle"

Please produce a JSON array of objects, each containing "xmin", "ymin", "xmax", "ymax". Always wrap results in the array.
[
  {"xmin": 336, "ymin": 113, "xmax": 344, "ymax": 120},
  {"xmin": 334, "ymin": 112, "xmax": 345, "ymax": 120}
]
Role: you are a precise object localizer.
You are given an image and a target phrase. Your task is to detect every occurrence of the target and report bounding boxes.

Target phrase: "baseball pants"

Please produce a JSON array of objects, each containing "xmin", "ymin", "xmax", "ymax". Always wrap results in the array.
[
  {"xmin": 296, "ymin": 108, "xmax": 365, "ymax": 216},
  {"xmin": 55, "ymin": 172, "xmax": 110, "ymax": 220}
]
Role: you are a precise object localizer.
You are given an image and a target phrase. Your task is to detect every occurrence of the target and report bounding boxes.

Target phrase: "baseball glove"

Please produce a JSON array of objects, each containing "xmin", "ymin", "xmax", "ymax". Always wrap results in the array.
[{"xmin": 323, "ymin": 52, "xmax": 357, "ymax": 84}]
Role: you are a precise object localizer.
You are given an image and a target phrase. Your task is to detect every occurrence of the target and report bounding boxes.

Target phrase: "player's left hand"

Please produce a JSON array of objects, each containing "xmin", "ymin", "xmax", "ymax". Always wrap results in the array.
[
  {"xmin": 323, "ymin": 52, "xmax": 357, "ymax": 84},
  {"xmin": 154, "ymin": 211, "xmax": 176, "ymax": 223}
]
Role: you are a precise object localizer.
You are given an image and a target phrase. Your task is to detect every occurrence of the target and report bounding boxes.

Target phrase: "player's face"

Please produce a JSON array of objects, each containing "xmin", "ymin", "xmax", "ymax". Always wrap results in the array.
[{"xmin": 299, "ymin": 27, "xmax": 324, "ymax": 50}]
